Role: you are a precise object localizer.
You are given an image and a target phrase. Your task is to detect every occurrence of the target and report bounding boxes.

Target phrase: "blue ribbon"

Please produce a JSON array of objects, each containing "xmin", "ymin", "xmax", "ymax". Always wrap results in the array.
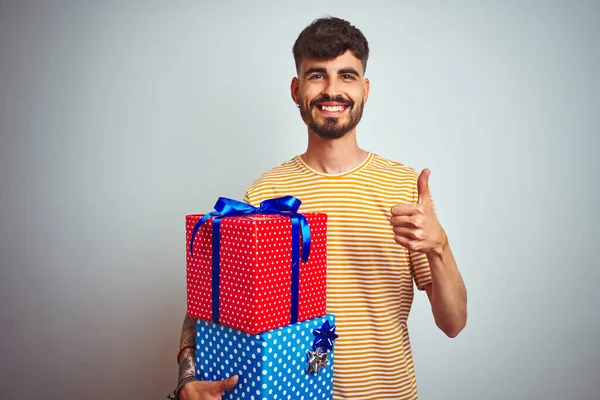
[{"xmin": 189, "ymin": 196, "xmax": 311, "ymax": 324}]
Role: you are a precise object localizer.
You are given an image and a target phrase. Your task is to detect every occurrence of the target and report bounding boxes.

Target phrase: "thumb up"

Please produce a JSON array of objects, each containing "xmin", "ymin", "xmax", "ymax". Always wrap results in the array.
[
  {"xmin": 417, "ymin": 168, "xmax": 432, "ymax": 205},
  {"xmin": 390, "ymin": 168, "xmax": 445, "ymax": 254}
]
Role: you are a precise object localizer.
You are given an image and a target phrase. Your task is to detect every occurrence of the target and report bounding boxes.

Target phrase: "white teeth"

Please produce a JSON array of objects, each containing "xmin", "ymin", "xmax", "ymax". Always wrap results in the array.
[{"xmin": 321, "ymin": 105, "xmax": 345, "ymax": 112}]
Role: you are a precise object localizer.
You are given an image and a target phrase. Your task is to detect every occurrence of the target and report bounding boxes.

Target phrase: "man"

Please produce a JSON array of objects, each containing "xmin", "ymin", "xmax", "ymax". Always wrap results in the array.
[{"xmin": 174, "ymin": 16, "xmax": 467, "ymax": 400}]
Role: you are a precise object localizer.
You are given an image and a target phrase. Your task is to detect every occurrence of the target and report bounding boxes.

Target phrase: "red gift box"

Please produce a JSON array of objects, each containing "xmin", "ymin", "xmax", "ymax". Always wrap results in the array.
[{"xmin": 185, "ymin": 212, "xmax": 327, "ymax": 334}]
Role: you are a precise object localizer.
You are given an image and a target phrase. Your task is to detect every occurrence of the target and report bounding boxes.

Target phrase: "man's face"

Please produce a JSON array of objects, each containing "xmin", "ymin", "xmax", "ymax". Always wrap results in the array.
[{"xmin": 292, "ymin": 50, "xmax": 370, "ymax": 139}]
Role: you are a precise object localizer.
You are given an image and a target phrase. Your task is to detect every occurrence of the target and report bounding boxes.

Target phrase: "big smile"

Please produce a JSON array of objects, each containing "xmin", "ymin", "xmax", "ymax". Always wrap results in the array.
[{"xmin": 314, "ymin": 103, "xmax": 350, "ymax": 116}]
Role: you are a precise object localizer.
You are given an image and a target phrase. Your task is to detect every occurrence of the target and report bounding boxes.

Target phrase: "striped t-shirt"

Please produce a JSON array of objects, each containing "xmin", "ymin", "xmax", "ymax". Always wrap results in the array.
[{"xmin": 243, "ymin": 152, "xmax": 432, "ymax": 400}]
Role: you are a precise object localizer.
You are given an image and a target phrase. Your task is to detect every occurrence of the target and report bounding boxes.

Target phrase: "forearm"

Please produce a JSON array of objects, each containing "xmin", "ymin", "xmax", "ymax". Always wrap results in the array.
[
  {"xmin": 178, "ymin": 315, "xmax": 197, "ymax": 381},
  {"xmin": 426, "ymin": 232, "xmax": 467, "ymax": 337}
]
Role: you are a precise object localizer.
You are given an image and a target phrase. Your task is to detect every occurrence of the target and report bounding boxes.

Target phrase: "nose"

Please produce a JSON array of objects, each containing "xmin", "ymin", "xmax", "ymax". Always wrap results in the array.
[{"xmin": 322, "ymin": 78, "xmax": 340, "ymax": 99}]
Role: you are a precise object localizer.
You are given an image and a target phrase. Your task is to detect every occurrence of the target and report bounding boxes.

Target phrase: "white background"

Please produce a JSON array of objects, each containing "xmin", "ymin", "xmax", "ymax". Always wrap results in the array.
[{"xmin": 1, "ymin": 1, "xmax": 598, "ymax": 399}]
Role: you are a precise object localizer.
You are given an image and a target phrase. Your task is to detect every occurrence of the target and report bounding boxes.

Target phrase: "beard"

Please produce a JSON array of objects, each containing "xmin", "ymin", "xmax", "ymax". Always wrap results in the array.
[{"xmin": 299, "ymin": 95, "xmax": 364, "ymax": 139}]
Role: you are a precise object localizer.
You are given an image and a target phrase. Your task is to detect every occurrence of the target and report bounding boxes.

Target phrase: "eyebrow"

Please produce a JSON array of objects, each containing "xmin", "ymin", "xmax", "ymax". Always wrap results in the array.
[
  {"xmin": 303, "ymin": 67, "xmax": 361, "ymax": 78},
  {"xmin": 338, "ymin": 68, "xmax": 360, "ymax": 76},
  {"xmin": 304, "ymin": 67, "xmax": 327, "ymax": 78}
]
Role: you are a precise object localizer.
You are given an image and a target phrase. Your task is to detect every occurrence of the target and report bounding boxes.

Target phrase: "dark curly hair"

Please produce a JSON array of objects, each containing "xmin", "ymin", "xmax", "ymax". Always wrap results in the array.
[{"xmin": 292, "ymin": 16, "xmax": 369, "ymax": 75}]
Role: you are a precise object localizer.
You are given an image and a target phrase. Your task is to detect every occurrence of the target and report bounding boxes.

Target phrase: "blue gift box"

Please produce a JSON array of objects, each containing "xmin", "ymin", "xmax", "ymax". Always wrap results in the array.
[{"xmin": 195, "ymin": 314, "xmax": 336, "ymax": 400}]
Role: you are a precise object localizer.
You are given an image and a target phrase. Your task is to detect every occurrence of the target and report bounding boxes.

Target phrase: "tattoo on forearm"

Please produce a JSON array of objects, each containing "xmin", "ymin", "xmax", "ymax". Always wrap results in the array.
[
  {"xmin": 180, "ymin": 315, "xmax": 196, "ymax": 347},
  {"xmin": 178, "ymin": 349, "xmax": 195, "ymax": 381},
  {"xmin": 178, "ymin": 315, "xmax": 197, "ymax": 381}
]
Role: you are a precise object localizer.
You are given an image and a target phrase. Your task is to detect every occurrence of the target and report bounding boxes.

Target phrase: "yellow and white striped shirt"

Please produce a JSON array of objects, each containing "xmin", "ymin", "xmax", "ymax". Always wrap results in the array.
[{"xmin": 243, "ymin": 152, "xmax": 432, "ymax": 400}]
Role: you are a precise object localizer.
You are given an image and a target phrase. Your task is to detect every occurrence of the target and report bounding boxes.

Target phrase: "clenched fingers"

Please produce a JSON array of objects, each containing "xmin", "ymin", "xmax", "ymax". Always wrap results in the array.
[
  {"xmin": 392, "ymin": 226, "xmax": 420, "ymax": 240},
  {"xmin": 389, "ymin": 215, "xmax": 422, "ymax": 228},
  {"xmin": 390, "ymin": 203, "xmax": 421, "ymax": 216},
  {"xmin": 393, "ymin": 234, "xmax": 421, "ymax": 251}
]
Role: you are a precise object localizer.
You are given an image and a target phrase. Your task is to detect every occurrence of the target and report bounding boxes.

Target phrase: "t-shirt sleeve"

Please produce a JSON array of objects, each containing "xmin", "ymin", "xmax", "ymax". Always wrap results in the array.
[
  {"xmin": 243, "ymin": 190, "xmax": 260, "ymax": 206},
  {"xmin": 243, "ymin": 171, "xmax": 281, "ymax": 207},
  {"xmin": 243, "ymin": 180, "xmax": 263, "ymax": 207},
  {"xmin": 409, "ymin": 249, "xmax": 432, "ymax": 290}
]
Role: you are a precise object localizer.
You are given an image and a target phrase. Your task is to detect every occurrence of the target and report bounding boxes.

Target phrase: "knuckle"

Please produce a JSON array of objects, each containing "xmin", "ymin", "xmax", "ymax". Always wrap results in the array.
[{"xmin": 411, "ymin": 215, "xmax": 422, "ymax": 228}]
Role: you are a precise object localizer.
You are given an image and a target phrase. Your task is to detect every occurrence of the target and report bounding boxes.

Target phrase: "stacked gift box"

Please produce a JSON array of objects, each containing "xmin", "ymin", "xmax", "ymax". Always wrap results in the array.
[{"xmin": 185, "ymin": 196, "xmax": 337, "ymax": 400}]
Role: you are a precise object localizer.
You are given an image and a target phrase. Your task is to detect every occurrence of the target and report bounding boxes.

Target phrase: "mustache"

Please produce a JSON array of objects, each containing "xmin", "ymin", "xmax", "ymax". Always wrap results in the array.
[{"xmin": 310, "ymin": 95, "xmax": 354, "ymax": 108}]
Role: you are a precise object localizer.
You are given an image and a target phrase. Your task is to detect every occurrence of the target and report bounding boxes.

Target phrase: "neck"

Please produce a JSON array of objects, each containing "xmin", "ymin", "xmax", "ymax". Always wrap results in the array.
[{"xmin": 302, "ymin": 129, "xmax": 369, "ymax": 174}]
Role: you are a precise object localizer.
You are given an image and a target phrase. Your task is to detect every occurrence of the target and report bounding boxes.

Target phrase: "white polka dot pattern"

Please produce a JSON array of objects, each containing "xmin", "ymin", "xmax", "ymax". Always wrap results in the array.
[
  {"xmin": 195, "ymin": 314, "xmax": 335, "ymax": 400},
  {"xmin": 186, "ymin": 213, "xmax": 328, "ymax": 334}
]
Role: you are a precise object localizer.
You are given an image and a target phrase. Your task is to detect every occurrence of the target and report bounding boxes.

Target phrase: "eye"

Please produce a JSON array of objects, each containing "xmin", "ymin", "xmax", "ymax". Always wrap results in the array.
[
  {"xmin": 342, "ymin": 74, "xmax": 355, "ymax": 80},
  {"xmin": 309, "ymin": 74, "xmax": 324, "ymax": 80}
]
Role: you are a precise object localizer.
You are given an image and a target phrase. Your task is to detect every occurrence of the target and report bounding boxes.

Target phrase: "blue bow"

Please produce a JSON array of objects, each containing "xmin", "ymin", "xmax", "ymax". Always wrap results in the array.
[
  {"xmin": 312, "ymin": 320, "xmax": 338, "ymax": 352},
  {"xmin": 188, "ymin": 195, "xmax": 312, "ymax": 324},
  {"xmin": 189, "ymin": 196, "xmax": 311, "ymax": 261}
]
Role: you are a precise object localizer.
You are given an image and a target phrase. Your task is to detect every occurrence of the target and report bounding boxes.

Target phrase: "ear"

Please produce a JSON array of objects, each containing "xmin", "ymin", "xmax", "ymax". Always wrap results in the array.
[
  {"xmin": 291, "ymin": 77, "xmax": 300, "ymax": 105},
  {"xmin": 363, "ymin": 77, "xmax": 370, "ymax": 105}
]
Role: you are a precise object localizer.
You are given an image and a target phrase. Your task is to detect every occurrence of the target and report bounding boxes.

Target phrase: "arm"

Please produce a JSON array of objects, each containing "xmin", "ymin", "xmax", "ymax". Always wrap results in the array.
[
  {"xmin": 178, "ymin": 315, "xmax": 197, "ymax": 382},
  {"xmin": 423, "ymin": 232, "xmax": 467, "ymax": 338},
  {"xmin": 175, "ymin": 318, "xmax": 239, "ymax": 400},
  {"xmin": 391, "ymin": 168, "xmax": 467, "ymax": 338}
]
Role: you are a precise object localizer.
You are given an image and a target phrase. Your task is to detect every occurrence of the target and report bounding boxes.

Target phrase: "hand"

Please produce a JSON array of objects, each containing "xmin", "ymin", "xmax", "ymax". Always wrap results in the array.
[
  {"xmin": 178, "ymin": 375, "xmax": 238, "ymax": 400},
  {"xmin": 390, "ymin": 168, "xmax": 447, "ymax": 254}
]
